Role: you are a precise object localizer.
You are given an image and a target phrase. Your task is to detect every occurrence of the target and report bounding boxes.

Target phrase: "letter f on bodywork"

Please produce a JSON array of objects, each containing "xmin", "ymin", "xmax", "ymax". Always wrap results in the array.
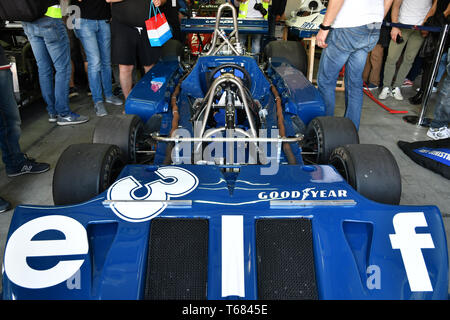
[{"xmin": 389, "ymin": 212, "xmax": 435, "ymax": 292}]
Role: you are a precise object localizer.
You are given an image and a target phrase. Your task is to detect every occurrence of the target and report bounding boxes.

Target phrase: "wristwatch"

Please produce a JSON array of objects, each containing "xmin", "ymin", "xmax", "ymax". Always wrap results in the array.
[{"xmin": 319, "ymin": 23, "xmax": 332, "ymax": 30}]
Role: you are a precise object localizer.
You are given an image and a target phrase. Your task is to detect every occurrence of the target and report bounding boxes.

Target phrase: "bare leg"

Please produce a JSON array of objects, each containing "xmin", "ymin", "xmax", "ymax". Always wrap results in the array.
[
  {"xmin": 143, "ymin": 64, "xmax": 154, "ymax": 74},
  {"xmin": 119, "ymin": 64, "xmax": 134, "ymax": 100}
]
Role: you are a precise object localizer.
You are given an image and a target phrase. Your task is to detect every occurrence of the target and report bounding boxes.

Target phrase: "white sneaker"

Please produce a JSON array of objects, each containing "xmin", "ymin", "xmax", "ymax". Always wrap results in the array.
[
  {"xmin": 378, "ymin": 87, "xmax": 391, "ymax": 100},
  {"xmin": 427, "ymin": 126, "xmax": 449, "ymax": 140},
  {"xmin": 391, "ymin": 87, "xmax": 404, "ymax": 100}
]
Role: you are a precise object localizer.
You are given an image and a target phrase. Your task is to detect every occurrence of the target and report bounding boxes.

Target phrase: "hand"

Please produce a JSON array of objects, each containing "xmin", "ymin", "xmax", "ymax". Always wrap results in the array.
[
  {"xmin": 316, "ymin": 29, "xmax": 329, "ymax": 48},
  {"xmin": 154, "ymin": 0, "xmax": 163, "ymax": 6},
  {"xmin": 390, "ymin": 27, "xmax": 402, "ymax": 42}
]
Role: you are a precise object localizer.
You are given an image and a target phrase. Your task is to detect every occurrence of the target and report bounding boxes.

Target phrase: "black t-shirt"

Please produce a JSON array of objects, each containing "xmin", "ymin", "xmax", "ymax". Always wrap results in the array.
[
  {"xmin": 112, "ymin": 0, "xmax": 157, "ymax": 28},
  {"xmin": 270, "ymin": 0, "xmax": 287, "ymax": 17},
  {"xmin": 71, "ymin": 0, "xmax": 111, "ymax": 20},
  {"xmin": 160, "ymin": 0, "xmax": 181, "ymax": 41}
]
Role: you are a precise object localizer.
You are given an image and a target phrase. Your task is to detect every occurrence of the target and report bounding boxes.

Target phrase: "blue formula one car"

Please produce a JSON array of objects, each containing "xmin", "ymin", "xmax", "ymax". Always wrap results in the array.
[{"xmin": 2, "ymin": 4, "xmax": 448, "ymax": 300}]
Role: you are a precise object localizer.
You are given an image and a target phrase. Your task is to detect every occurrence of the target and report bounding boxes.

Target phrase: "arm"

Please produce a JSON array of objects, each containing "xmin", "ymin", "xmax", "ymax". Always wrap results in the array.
[
  {"xmin": 420, "ymin": 0, "xmax": 437, "ymax": 37},
  {"xmin": 422, "ymin": 0, "xmax": 437, "ymax": 24},
  {"xmin": 384, "ymin": 0, "xmax": 393, "ymax": 17},
  {"xmin": 390, "ymin": 0, "xmax": 402, "ymax": 42},
  {"xmin": 316, "ymin": 0, "xmax": 345, "ymax": 48},
  {"xmin": 275, "ymin": 0, "xmax": 287, "ymax": 21}
]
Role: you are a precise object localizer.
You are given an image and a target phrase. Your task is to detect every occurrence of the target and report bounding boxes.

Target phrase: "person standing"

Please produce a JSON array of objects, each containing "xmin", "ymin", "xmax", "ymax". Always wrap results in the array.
[
  {"xmin": 316, "ymin": 0, "xmax": 393, "ymax": 130},
  {"xmin": 409, "ymin": 0, "xmax": 449, "ymax": 104},
  {"xmin": 378, "ymin": 0, "xmax": 437, "ymax": 101},
  {"xmin": 268, "ymin": 0, "xmax": 287, "ymax": 42},
  {"xmin": 362, "ymin": 9, "xmax": 392, "ymax": 90},
  {"xmin": 0, "ymin": 45, "xmax": 50, "ymax": 212},
  {"xmin": 426, "ymin": 48, "xmax": 450, "ymax": 140},
  {"xmin": 21, "ymin": 1, "xmax": 89, "ymax": 125},
  {"xmin": 233, "ymin": 0, "xmax": 269, "ymax": 55},
  {"xmin": 72, "ymin": 0, "xmax": 123, "ymax": 117},
  {"xmin": 106, "ymin": 0, "xmax": 167, "ymax": 100}
]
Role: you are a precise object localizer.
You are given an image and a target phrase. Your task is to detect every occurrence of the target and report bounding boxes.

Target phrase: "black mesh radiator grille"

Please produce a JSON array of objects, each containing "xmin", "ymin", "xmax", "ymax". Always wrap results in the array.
[
  {"xmin": 256, "ymin": 218, "xmax": 318, "ymax": 300},
  {"xmin": 144, "ymin": 218, "xmax": 209, "ymax": 300}
]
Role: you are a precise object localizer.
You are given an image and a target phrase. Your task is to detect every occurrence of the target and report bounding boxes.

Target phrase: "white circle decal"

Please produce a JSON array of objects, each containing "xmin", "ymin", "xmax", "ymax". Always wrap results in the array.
[{"xmin": 107, "ymin": 167, "xmax": 199, "ymax": 222}]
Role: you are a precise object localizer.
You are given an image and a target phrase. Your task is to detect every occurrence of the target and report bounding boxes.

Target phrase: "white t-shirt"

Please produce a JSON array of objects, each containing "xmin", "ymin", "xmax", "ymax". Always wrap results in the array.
[
  {"xmin": 399, "ymin": 0, "xmax": 432, "ymax": 25},
  {"xmin": 332, "ymin": 0, "xmax": 384, "ymax": 28},
  {"xmin": 234, "ymin": 0, "xmax": 265, "ymax": 18}
]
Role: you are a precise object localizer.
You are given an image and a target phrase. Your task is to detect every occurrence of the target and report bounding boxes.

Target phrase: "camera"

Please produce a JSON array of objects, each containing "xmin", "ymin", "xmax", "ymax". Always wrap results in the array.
[
  {"xmin": 254, "ymin": 2, "xmax": 267, "ymax": 17},
  {"xmin": 396, "ymin": 34, "xmax": 404, "ymax": 44}
]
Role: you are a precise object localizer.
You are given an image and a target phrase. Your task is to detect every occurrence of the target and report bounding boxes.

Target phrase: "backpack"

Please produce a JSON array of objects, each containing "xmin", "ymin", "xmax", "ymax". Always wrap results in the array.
[{"xmin": 0, "ymin": 0, "xmax": 51, "ymax": 22}]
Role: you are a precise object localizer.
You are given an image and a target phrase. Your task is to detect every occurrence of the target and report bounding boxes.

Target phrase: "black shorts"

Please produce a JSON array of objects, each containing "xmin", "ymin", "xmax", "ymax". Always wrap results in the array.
[{"xmin": 111, "ymin": 19, "xmax": 162, "ymax": 66}]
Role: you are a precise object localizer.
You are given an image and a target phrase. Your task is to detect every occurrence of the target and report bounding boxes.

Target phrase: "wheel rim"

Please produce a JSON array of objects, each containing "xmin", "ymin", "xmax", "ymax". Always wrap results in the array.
[
  {"xmin": 129, "ymin": 121, "xmax": 144, "ymax": 164},
  {"xmin": 302, "ymin": 126, "xmax": 320, "ymax": 164},
  {"xmin": 329, "ymin": 156, "xmax": 350, "ymax": 185}
]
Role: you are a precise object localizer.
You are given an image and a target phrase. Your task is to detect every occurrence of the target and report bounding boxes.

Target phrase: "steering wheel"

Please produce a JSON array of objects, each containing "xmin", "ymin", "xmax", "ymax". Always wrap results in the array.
[{"xmin": 207, "ymin": 63, "xmax": 252, "ymax": 90}]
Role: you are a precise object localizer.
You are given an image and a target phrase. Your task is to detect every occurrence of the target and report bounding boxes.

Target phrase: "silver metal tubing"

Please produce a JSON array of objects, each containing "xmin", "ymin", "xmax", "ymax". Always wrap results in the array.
[
  {"xmin": 416, "ymin": 24, "xmax": 449, "ymax": 127},
  {"xmin": 151, "ymin": 133, "xmax": 303, "ymax": 143},
  {"xmin": 205, "ymin": 2, "xmax": 241, "ymax": 56},
  {"xmin": 197, "ymin": 73, "xmax": 258, "ymax": 139}
]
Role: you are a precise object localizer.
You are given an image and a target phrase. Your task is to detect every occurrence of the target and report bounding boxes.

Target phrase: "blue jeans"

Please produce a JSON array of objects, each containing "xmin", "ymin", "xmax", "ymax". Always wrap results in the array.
[
  {"xmin": 0, "ymin": 69, "xmax": 25, "ymax": 171},
  {"xmin": 435, "ymin": 52, "xmax": 448, "ymax": 84},
  {"xmin": 74, "ymin": 19, "xmax": 113, "ymax": 104},
  {"xmin": 317, "ymin": 24, "xmax": 380, "ymax": 130},
  {"xmin": 430, "ymin": 48, "xmax": 450, "ymax": 129},
  {"xmin": 22, "ymin": 17, "xmax": 71, "ymax": 117}
]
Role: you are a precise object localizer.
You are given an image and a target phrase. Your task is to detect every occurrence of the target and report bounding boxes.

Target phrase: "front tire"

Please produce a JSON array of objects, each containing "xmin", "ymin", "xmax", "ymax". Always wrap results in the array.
[
  {"xmin": 53, "ymin": 143, "xmax": 124, "ymax": 205},
  {"xmin": 329, "ymin": 144, "xmax": 402, "ymax": 205}
]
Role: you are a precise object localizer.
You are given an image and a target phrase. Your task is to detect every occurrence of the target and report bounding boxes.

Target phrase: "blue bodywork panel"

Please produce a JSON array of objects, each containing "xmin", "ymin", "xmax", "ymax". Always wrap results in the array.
[
  {"xmin": 2, "ymin": 164, "xmax": 448, "ymax": 299},
  {"xmin": 2, "ymin": 51, "xmax": 448, "ymax": 300}
]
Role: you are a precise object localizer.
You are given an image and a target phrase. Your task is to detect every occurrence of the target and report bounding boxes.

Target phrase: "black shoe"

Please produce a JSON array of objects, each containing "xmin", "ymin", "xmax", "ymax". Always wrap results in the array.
[
  {"xmin": 0, "ymin": 197, "xmax": 11, "ymax": 213},
  {"xmin": 408, "ymin": 91, "xmax": 423, "ymax": 105},
  {"xmin": 6, "ymin": 155, "xmax": 50, "ymax": 177}
]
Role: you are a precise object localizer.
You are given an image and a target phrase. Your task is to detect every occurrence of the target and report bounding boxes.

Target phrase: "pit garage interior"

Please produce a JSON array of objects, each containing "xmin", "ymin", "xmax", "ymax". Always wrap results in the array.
[{"xmin": 0, "ymin": 0, "xmax": 449, "ymax": 297}]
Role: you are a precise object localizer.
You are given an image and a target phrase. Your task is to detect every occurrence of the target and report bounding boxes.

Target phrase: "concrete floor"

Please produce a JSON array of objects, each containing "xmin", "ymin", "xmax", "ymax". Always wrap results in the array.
[{"xmin": 0, "ymin": 78, "xmax": 449, "ymax": 296}]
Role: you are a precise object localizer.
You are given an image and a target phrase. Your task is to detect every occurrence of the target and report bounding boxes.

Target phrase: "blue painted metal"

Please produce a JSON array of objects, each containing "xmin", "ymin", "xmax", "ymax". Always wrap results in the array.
[
  {"xmin": 2, "ymin": 49, "xmax": 448, "ymax": 300},
  {"xmin": 125, "ymin": 60, "xmax": 183, "ymax": 124},
  {"xmin": 2, "ymin": 164, "xmax": 448, "ymax": 299},
  {"xmin": 181, "ymin": 17, "xmax": 268, "ymax": 34}
]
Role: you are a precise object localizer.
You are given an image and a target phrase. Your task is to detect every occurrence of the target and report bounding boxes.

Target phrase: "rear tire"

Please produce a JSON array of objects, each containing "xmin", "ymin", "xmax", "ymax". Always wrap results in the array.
[
  {"xmin": 302, "ymin": 116, "xmax": 359, "ymax": 164},
  {"xmin": 53, "ymin": 143, "xmax": 124, "ymax": 205},
  {"xmin": 264, "ymin": 40, "xmax": 308, "ymax": 75},
  {"xmin": 161, "ymin": 39, "xmax": 184, "ymax": 61},
  {"xmin": 93, "ymin": 114, "xmax": 144, "ymax": 163},
  {"xmin": 329, "ymin": 144, "xmax": 402, "ymax": 205}
]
